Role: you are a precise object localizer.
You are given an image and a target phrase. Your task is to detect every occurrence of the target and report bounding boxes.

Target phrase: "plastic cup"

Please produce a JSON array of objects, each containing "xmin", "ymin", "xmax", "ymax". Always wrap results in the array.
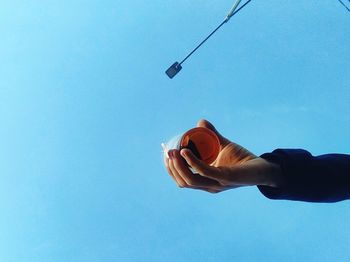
[{"xmin": 162, "ymin": 127, "xmax": 220, "ymax": 165}]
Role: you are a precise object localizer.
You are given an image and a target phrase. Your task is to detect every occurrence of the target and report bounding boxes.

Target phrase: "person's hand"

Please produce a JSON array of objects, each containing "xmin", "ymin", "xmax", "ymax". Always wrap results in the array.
[{"xmin": 164, "ymin": 119, "xmax": 282, "ymax": 193}]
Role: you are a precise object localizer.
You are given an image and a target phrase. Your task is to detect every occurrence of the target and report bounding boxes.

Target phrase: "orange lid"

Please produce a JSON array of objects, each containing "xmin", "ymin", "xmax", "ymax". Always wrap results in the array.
[{"xmin": 180, "ymin": 127, "xmax": 220, "ymax": 164}]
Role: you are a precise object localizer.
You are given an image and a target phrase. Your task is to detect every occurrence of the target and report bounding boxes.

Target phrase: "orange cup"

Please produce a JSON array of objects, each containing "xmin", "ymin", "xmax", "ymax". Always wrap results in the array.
[{"xmin": 162, "ymin": 127, "xmax": 220, "ymax": 165}]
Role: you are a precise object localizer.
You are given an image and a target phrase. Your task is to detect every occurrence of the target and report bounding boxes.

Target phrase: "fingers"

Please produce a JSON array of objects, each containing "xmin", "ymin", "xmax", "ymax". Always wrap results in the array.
[
  {"xmin": 181, "ymin": 148, "xmax": 231, "ymax": 183},
  {"xmin": 180, "ymin": 149, "xmax": 214, "ymax": 177},
  {"xmin": 165, "ymin": 153, "xmax": 186, "ymax": 188},
  {"xmin": 167, "ymin": 150, "xmax": 223, "ymax": 192},
  {"xmin": 196, "ymin": 119, "xmax": 229, "ymax": 146}
]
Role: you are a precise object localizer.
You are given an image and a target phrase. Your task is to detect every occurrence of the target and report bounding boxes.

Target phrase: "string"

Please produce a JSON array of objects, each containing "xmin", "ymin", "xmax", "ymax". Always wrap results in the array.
[
  {"xmin": 337, "ymin": 0, "xmax": 350, "ymax": 12},
  {"xmin": 179, "ymin": 0, "xmax": 253, "ymax": 66}
]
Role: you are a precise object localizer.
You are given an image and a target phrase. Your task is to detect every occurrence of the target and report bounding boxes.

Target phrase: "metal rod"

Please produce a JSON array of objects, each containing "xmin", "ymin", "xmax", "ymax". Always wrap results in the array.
[{"xmin": 227, "ymin": 0, "xmax": 243, "ymax": 20}]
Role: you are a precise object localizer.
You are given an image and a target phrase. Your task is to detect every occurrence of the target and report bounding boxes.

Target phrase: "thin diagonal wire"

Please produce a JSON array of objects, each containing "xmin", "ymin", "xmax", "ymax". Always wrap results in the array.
[
  {"xmin": 179, "ymin": 21, "xmax": 226, "ymax": 65},
  {"xmin": 338, "ymin": 0, "xmax": 350, "ymax": 12},
  {"xmin": 179, "ymin": 0, "xmax": 253, "ymax": 66}
]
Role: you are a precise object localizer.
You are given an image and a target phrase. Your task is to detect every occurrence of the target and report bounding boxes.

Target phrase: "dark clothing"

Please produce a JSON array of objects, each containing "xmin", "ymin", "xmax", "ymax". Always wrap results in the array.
[{"xmin": 258, "ymin": 149, "xmax": 350, "ymax": 203}]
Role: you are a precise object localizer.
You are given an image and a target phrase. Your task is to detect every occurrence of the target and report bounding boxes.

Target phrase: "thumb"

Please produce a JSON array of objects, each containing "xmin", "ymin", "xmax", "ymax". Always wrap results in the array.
[
  {"xmin": 180, "ymin": 148, "xmax": 215, "ymax": 176},
  {"xmin": 196, "ymin": 119, "xmax": 229, "ymax": 146}
]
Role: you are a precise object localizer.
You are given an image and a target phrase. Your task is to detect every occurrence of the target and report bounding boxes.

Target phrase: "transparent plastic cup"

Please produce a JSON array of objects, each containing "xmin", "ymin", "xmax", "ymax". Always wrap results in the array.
[{"xmin": 162, "ymin": 127, "xmax": 220, "ymax": 165}]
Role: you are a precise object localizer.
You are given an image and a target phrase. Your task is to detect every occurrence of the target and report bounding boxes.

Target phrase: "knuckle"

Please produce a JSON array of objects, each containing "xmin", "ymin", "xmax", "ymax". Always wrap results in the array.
[
  {"xmin": 186, "ymin": 179, "xmax": 195, "ymax": 187},
  {"xmin": 178, "ymin": 181, "xmax": 189, "ymax": 188},
  {"xmin": 218, "ymin": 181, "xmax": 228, "ymax": 186}
]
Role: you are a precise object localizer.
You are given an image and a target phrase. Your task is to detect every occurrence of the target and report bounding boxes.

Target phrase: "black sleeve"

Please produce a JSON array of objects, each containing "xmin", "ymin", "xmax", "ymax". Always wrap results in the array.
[{"xmin": 257, "ymin": 149, "xmax": 350, "ymax": 203}]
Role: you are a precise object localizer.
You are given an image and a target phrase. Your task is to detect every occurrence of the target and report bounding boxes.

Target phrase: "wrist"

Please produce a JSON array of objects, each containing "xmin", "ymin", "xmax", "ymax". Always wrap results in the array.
[{"xmin": 258, "ymin": 158, "xmax": 283, "ymax": 188}]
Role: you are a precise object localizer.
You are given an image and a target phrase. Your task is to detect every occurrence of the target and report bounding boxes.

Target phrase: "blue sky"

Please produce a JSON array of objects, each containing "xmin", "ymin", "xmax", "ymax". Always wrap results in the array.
[{"xmin": 1, "ymin": 0, "xmax": 350, "ymax": 261}]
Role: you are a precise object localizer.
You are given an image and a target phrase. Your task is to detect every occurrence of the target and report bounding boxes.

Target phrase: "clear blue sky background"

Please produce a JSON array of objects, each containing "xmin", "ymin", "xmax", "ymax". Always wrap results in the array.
[{"xmin": 1, "ymin": 0, "xmax": 350, "ymax": 261}]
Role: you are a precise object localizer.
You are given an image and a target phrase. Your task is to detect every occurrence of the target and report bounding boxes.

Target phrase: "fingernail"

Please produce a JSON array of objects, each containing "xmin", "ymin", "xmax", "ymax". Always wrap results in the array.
[{"xmin": 180, "ymin": 149, "xmax": 186, "ymax": 158}]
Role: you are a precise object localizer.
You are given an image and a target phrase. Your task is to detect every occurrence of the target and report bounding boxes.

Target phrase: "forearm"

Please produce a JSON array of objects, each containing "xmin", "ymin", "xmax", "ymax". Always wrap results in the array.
[
  {"xmin": 233, "ymin": 158, "xmax": 283, "ymax": 187},
  {"xmin": 255, "ymin": 158, "xmax": 284, "ymax": 188},
  {"xmin": 257, "ymin": 149, "xmax": 350, "ymax": 203}
]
